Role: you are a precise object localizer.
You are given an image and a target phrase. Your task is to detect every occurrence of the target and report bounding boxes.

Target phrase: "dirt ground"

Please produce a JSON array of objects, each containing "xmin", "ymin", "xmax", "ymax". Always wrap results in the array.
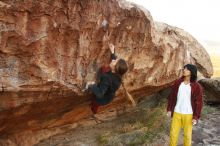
[{"xmin": 36, "ymin": 99, "xmax": 219, "ymax": 146}]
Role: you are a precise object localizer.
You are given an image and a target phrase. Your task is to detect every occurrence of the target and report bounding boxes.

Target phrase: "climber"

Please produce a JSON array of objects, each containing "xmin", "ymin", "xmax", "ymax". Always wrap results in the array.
[{"xmin": 84, "ymin": 43, "xmax": 136, "ymax": 116}]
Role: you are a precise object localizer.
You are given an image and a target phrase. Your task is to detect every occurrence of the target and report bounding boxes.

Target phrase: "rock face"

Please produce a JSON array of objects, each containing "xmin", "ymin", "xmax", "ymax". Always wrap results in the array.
[
  {"xmin": 0, "ymin": 0, "xmax": 213, "ymax": 145},
  {"xmin": 199, "ymin": 78, "xmax": 220, "ymax": 104}
]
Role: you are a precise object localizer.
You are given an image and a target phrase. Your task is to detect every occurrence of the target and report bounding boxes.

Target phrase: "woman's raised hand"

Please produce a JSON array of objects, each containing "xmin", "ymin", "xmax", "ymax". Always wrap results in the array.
[{"xmin": 108, "ymin": 43, "xmax": 115, "ymax": 54}]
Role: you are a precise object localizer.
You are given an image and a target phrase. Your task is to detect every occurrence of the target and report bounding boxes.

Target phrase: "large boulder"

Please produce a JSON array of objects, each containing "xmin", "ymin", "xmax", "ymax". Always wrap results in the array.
[
  {"xmin": 199, "ymin": 78, "xmax": 220, "ymax": 104},
  {"xmin": 0, "ymin": 0, "xmax": 213, "ymax": 145}
]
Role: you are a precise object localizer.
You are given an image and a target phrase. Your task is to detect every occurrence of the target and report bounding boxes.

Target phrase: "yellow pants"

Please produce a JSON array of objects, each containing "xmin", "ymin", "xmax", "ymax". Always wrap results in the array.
[{"xmin": 169, "ymin": 112, "xmax": 193, "ymax": 146}]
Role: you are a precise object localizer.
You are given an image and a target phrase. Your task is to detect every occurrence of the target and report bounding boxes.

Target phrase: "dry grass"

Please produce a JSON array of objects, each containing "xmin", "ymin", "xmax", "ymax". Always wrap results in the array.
[
  {"xmin": 119, "ymin": 121, "xmax": 144, "ymax": 133},
  {"xmin": 96, "ymin": 98, "xmax": 169, "ymax": 145},
  {"xmin": 201, "ymin": 104, "xmax": 216, "ymax": 119},
  {"xmin": 96, "ymin": 132, "xmax": 110, "ymax": 145}
]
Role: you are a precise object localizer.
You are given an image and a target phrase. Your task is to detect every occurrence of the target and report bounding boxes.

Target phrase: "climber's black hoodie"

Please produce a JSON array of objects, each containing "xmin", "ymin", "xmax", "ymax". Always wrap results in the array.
[{"xmin": 88, "ymin": 54, "xmax": 121, "ymax": 105}]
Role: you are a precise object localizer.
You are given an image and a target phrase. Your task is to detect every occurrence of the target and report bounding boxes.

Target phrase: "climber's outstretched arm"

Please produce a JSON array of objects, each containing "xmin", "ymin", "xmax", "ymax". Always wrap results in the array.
[
  {"xmin": 122, "ymin": 83, "xmax": 136, "ymax": 107},
  {"xmin": 125, "ymin": 92, "xmax": 136, "ymax": 107}
]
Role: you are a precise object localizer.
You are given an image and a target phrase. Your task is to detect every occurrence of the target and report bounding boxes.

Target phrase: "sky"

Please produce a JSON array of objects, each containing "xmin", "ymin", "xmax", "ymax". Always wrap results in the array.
[{"xmin": 127, "ymin": 0, "xmax": 220, "ymax": 55}]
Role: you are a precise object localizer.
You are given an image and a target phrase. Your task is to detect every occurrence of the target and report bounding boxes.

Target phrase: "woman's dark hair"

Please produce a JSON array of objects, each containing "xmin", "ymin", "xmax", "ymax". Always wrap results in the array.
[
  {"xmin": 115, "ymin": 59, "xmax": 128, "ymax": 76},
  {"xmin": 184, "ymin": 64, "xmax": 197, "ymax": 82},
  {"xmin": 114, "ymin": 59, "xmax": 136, "ymax": 107}
]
